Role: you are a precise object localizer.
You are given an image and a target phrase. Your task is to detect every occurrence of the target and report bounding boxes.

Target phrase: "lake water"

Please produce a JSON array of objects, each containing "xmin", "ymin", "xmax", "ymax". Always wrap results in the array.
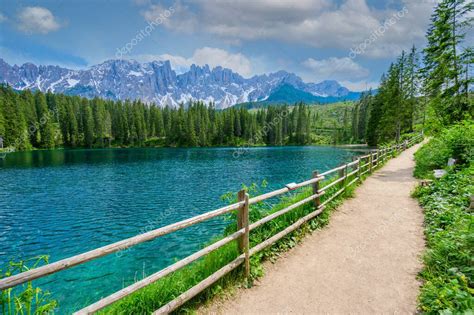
[{"xmin": 0, "ymin": 146, "xmax": 358, "ymax": 313}]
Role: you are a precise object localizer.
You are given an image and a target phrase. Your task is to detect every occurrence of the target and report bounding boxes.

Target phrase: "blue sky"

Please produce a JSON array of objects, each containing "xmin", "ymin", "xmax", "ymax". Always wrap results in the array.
[{"xmin": 0, "ymin": 0, "xmax": 439, "ymax": 91}]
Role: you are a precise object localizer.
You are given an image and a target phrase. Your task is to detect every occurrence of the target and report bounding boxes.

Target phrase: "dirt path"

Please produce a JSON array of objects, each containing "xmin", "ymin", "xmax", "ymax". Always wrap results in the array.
[{"xmin": 201, "ymin": 144, "xmax": 425, "ymax": 314}]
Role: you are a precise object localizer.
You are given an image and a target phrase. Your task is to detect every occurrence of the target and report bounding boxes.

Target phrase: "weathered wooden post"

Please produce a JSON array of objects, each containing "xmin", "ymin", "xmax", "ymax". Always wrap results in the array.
[
  {"xmin": 312, "ymin": 171, "xmax": 321, "ymax": 209},
  {"xmin": 369, "ymin": 152, "xmax": 373, "ymax": 173},
  {"xmin": 344, "ymin": 163, "xmax": 349, "ymax": 190},
  {"xmin": 338, "ymin": 164, "xmax": 346, "ymax": 191},
  {"xmin": 237, "ymin": 190, "xmax": 250, "ymax": 281},
  {"xmin": 357, "ymin": 158, "xmax": 362, "ymax": 179}
]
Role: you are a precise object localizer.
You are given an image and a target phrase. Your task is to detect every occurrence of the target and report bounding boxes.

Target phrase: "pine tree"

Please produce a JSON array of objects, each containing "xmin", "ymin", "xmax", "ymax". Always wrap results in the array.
[
  {"xmin": 83, "ymin": 106, "xmax": 95, "ymax": 147},
  {"xmin": 0, "ymin": 95, "xmax": 5, "ymax": 139},
  {"xmin": 423, "ymin": 0, "xmax": 473, "ymax": 123},
  {"xmin": 35, "ymin": 91, "xmax": 56, "ymax": 148},
  {"xmin": 0, "ymin": 86, "xmax": 30, "ymax": 149}
]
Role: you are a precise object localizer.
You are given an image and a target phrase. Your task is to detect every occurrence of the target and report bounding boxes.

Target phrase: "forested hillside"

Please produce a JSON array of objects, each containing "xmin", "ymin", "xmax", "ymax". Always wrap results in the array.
[
  {"xmin": 0, "ymin": 86, "xmax": 324, "ymax": 150},
  {"xmin": 350, "ymin": 0, "xmax": 473, "ymax": 146}
]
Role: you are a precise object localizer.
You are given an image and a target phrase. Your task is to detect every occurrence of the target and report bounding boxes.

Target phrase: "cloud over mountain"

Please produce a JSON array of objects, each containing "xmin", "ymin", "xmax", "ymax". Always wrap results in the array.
[{"xmin": 17, "ymin": 6, "xmax": 61, "ymax": 34}]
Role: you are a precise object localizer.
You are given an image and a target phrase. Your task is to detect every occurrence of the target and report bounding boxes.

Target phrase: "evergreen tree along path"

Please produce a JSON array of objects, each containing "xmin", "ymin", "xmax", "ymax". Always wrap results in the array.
[{"xmin": 201, "ymin": 143, "xmax": 425, "ymax": 314}]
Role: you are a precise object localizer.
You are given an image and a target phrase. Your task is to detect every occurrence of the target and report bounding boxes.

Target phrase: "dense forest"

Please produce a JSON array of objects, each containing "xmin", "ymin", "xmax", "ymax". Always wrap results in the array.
[
  {"xmin": 0, "ymin": 86, "xmax": 321, "ymax": 150},
  {"xmin": 352, "ymin": 0, "xmax": 473, "ymax": 146}
]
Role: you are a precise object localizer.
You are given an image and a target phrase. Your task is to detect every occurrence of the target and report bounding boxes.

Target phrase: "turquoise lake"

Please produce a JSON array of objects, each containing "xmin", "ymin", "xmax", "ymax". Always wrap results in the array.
[{"xmin": 0, "ymin": 146, "xmax": 359, "ymax": 313}]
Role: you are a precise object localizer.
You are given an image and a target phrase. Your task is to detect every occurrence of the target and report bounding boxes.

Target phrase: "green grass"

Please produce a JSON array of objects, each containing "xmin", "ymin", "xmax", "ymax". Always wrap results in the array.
[
  {"xmin": 0, "ymin": 256, "xmax": 58, "ymax": 315},
  {"xmin": 412, "ymin": 165, "xmax": 474, "ymax": 313}
]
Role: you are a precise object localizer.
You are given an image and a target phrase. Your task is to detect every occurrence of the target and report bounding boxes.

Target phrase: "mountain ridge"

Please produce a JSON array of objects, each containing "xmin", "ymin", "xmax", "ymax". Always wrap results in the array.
[{"xmin": 0, "ymin": 58, "xmax": 362, "ymax": 108}]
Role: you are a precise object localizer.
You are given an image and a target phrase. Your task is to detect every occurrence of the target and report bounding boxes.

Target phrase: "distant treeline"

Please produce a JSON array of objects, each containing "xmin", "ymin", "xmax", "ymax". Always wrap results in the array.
[{"xmin": 0, "ymin": 85, "xmax": 317, "ymax": 150}]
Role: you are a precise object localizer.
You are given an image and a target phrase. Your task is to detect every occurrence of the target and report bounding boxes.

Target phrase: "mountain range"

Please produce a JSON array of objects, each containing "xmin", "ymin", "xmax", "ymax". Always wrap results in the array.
[{"xmin": 0, "ymin": 58, "xmax": 362, "ymax": 109}]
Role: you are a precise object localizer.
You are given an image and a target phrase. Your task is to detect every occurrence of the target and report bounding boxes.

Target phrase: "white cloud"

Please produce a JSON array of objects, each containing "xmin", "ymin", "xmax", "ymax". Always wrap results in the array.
[
  {"xmin": 0, "ymin": 12, "xmax": 6, "ymax": 23},
  {"xmin": 135, "ymin": 47, "xmax": 253, "ymax": 77},
  {"xmin": 17, "ymin": 6, "xmax": 61, "ymax": 34},
  {"xmin": 339, "ymin": 80, "xmax": 379, "ymax": 92},
  {"xmin": 302, "ymin": 57, "xmax": 369, "ymax": 81},
  {"xmin": 191, "ymin": 47, "xmax": 252, "ymax": 76},
  {"xmin": 142, "ymin": 1, "xmax": 197, "ymax": 33},
  {"xmin": 142, "ymin": 0, "xmax": 437, "ymax": 59}
]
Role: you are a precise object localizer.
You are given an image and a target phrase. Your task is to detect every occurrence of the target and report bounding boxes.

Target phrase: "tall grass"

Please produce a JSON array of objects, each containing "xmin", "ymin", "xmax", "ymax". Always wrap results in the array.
[{"xmin": 0, "ymin": 256, "xmax": 58, "ymax": 315}]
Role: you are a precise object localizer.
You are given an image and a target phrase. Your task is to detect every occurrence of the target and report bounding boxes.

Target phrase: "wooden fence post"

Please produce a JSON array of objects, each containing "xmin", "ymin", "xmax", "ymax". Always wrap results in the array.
[
  {"xmin": 344, "ymin": 163, "xmax": 349, "ymax": 189},
  {"xmin": 312, "ymin": 171, "xmax": 320, "ymax": 209},
  {"xmin": 338, "ymin": 164, "xmax": 346, "ymax": 191},
  {"xmin": 357, "ymin": 158, "xmax": 361, "ymax": 178},
  {"xmin": 369, "ymin": 153, "xmax": 373, "ymax": 173},
  {"xmin": 237, "ymin": 190, "xmax": 250, "ymax": 281}
]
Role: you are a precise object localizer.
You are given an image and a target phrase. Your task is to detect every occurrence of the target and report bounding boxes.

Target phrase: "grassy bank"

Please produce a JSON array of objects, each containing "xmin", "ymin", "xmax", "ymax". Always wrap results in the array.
[{"xmin": 412, "ymin": 121, "xmax": 474, "ymax": 313}]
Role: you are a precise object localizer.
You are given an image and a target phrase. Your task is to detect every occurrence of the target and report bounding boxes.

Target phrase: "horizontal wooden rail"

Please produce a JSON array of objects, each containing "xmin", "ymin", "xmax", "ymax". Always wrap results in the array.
[
  {"xmin": 360, "ymin": 169, "xmax": 370, "ymax": 176},
  {"xmin": 319, "ymin": 164, "xmax": 346, "ymax": 177},
  {"xmin": 248, "ymin": 176, "xmax": 324, "ymax": 205},
  {"xmin": 319, "ymin": 187, "xmax": 345, "ymax": 208},
  {"xmin": 249, "ymin": 206, "xmax": 326, "ymax": 256},
  {"xmin": 249, "ymin": 192, "xmax": 325, "ymax": 231},
  {"xmin": 153, "ymin": 255, "xmax": 245, "ymax": 314},
  {"xmin": 0, "ymin": 201, "xmax": 244, "ymax": 291},
  {"xmin": 347, "ymin": 160, "xmax": 359, "ymax": 167},
  {"xmin": 347, "ymin": 177, "xmax": 359, "ymax": 187},
  {"xmin": 320, "ymin": 175, "xmax": 346, "ymax": 192},
  {"xmin": 74, "ymin": 228, "xmax": 246, "ymax": 314},
  {"xmin": 347, "ymin": 169, "xmax": 359, "ymax": 178}
]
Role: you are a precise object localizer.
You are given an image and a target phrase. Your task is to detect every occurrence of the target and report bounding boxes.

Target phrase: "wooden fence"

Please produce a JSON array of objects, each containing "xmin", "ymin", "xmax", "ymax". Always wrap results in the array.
[{"xmin": 0, "ymin": 134, "xmax": 424, "ymax": 314}]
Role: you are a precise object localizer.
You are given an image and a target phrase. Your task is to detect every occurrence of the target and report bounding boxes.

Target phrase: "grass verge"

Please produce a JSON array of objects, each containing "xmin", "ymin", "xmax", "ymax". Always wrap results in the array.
[{"xmin": 412, "ymin": 166, "xmax": 474, "ymax": 313}]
